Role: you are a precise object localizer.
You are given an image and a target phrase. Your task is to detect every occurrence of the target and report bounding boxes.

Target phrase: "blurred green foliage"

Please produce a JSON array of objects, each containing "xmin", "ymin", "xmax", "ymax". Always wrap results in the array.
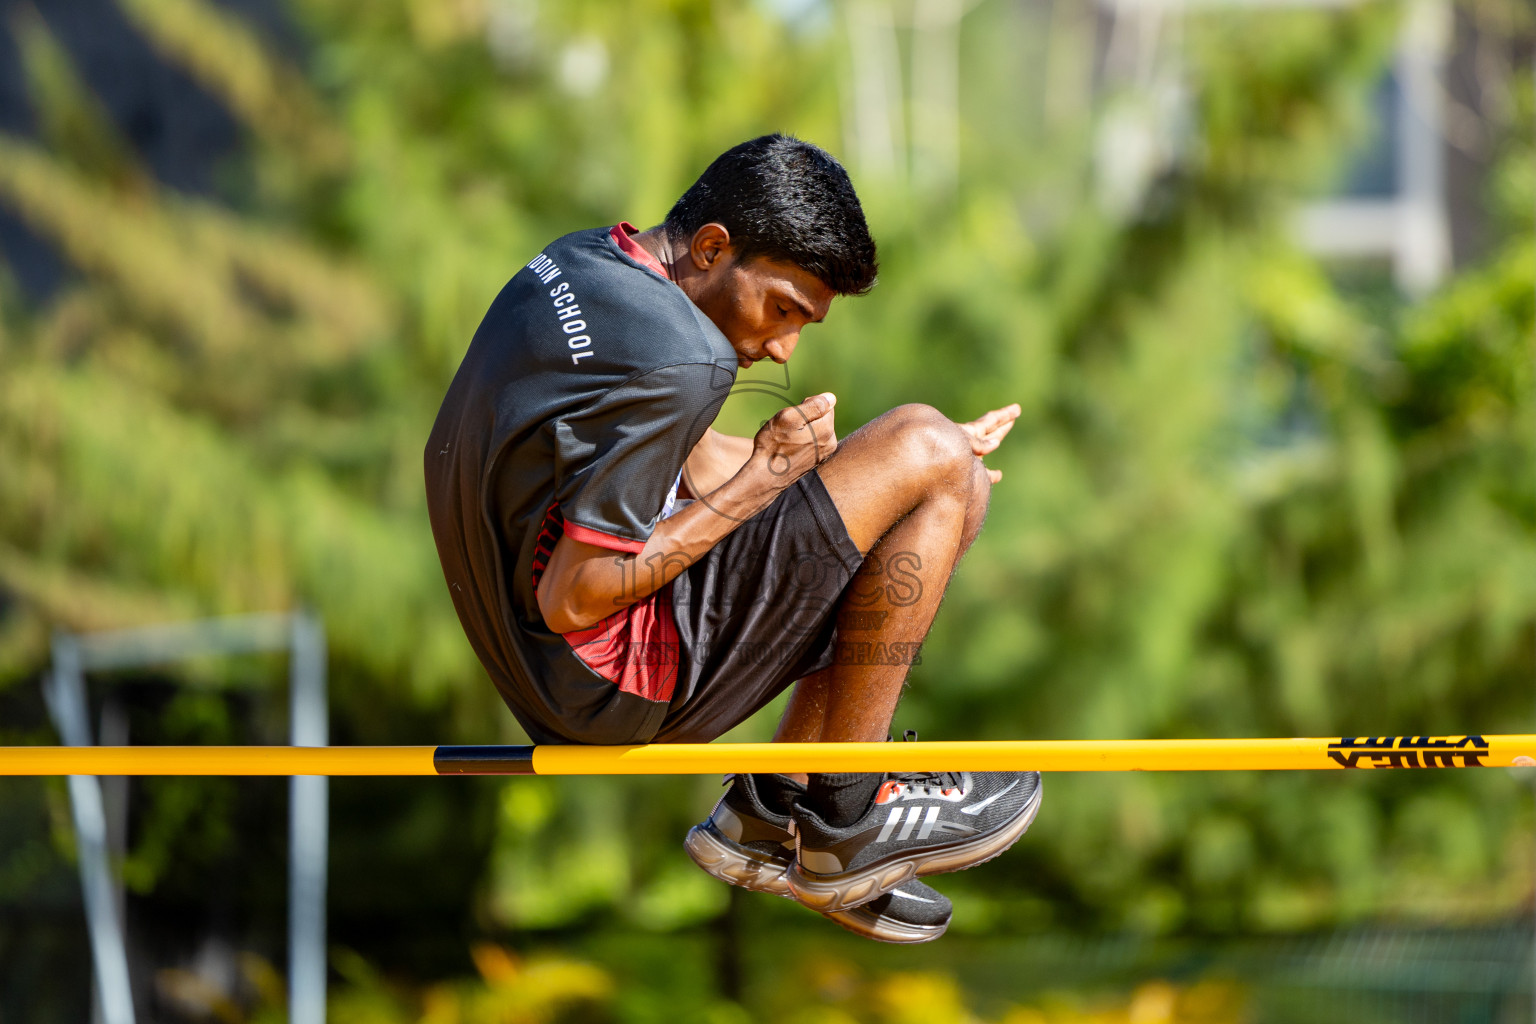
[
  {"xmin": 176, "ymin": 941, "xmax": 1247, "ymax": 1024},
  {"xmin": 326, "ymin": 946, "xmax": 1248, "ymax": 1024},
  {"xmin": 0, "ymin": 0, "xmax": 1533, "ymax": 1018}
]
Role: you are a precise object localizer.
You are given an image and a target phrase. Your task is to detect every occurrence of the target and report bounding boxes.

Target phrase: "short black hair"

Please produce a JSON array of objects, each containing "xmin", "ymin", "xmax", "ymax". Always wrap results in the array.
[{"xmin": 665, "ymin": 134, "xmax": 878, "ymax": 296}]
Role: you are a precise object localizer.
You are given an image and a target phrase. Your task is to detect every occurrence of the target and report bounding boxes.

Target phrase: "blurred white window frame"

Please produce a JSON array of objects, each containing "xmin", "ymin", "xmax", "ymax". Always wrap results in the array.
[{"xmin": 1098, "ymin": 0, "xmax": 1452, "ymax": 295}]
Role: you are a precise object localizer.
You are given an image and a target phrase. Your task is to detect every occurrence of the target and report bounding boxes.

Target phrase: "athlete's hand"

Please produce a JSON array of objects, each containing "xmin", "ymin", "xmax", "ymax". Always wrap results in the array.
[
  {"xmin": 753, "ymin": 392, "xmax": 838, "ymax": 484},
  {"xmin": 958, "ymin": 403, "xmax": 1021, "ymax": 483}
]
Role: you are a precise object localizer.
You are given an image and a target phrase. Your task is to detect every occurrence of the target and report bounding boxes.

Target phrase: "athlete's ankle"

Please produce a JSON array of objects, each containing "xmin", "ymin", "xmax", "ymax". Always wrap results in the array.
[
  {"xmin": 747, "ymin": 773, "xmax": 804, "ymax": 818},
  {"xmin": 805, "ymin": 772, "xmax": 882, "ymax": 827}
]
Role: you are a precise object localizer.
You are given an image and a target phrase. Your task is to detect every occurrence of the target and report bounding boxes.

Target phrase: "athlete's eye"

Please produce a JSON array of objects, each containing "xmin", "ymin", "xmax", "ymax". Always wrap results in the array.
[{"xmin": 776, "ymin": 305, "xmax": 789, "ymax": 318}]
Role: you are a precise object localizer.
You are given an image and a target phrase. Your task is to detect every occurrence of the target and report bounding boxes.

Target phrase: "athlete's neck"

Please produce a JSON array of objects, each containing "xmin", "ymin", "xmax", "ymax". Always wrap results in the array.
[
  {"xmin": 633, "ymin": 225, "xmax": 716, "ymax": 311},
  {"xmin": 632, "ymin": 225, "xmax": 681, "ymax": 284}
]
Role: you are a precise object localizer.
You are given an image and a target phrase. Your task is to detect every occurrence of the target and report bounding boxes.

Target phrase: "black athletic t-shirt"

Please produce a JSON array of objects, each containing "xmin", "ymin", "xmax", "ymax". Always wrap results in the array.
[{"xmin": 425, "ymin": 224, "xmax": 737, "ymax": 744}]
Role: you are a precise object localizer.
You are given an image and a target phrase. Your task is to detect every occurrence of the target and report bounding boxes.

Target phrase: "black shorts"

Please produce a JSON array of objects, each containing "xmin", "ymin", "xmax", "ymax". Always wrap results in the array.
[{"xmin": 653, "ymin": 470, "xmax": 863, "ymax": 743}]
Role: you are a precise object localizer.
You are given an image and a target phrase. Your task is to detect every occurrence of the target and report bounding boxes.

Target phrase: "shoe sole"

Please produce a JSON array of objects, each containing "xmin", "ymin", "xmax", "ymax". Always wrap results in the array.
[
  {"xmin": 683, "ymin": 822, "xmax": 793, "ymax": 897},
  {"xmin": 824, "ymin": 905, "xmax": 949, "ymax": 944},
  {"xmin": 686, "ymin": 821, "xmax": 947, "ymax": 941},
  {"xmin": 787, "ymin": 776, "xmax": 1044, "ymax": 913}
]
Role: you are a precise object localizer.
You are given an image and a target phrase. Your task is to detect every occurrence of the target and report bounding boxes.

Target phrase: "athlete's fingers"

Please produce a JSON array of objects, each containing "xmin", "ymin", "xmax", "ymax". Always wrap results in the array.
[
  {"xmin": 986, "ymin": 411, "xmax": 1020, "ymax": 439},
  {"xmin": 974, "ymin": 417, "xmax": 1016, "ymax": 449},
  {"xmin": 962, "ymin": 404, "xmax": 1020, "ymax": 456},
  {"xmin": 768, "ymin": 395, "xmax": 832, "ymax": 437},
  {"xmin": 759, "ymin": 394, "xmax": 838, "ymax": 472},
  {"xmin": 986, "ymin": 468, "xmax": 1003, "ymax": 484},
  {"xmin": 796, "ymin": 392, "xmax": 836, "ymax": 424},
  {"xmin": 967, "ymin": 409, "xmax": 1007, "ymax": 435},
  {"xmin": 972, "ymin": 403, "xmax": 1021, "ymax": 437},
  {"xmin": 958, "ymin": 405, "xmax": 1015, "ymax": 442},
  {"xmin": 799, "ymin": 393, "xmax": 837, "ymax": 458},
  {"xmin": 810, "ymin": 414, "xmax": 838, "ymax": 460},
  {"xmin": 811, "ymin": 415, "xmax": 837, "ymax": 444},
  {"xmin": 963, "ymin": 424, "xmax": 1010, "ymax": 456}
]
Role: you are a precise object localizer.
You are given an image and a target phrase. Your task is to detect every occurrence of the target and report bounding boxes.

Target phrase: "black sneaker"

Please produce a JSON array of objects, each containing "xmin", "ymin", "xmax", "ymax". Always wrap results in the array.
[
  {"xmin": 788, "ymin": 771, "xmax": 1042, "ymax": 913},
  {"xmin": 683, "ymin": 773, "xmax": 798, "ymax": 896},
  {"xmin": 684, "ymin": 774, "xmax": 955, "ymax": 943},
  {"xmin": 827, "ymin": 879, "xmax": 952, "ymax": 944}
]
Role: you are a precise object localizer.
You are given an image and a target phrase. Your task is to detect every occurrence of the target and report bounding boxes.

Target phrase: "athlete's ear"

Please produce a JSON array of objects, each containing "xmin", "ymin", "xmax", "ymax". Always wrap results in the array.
[{"xmin": 688, "ymin": 223, "xmax": 733, "ymax": 272}]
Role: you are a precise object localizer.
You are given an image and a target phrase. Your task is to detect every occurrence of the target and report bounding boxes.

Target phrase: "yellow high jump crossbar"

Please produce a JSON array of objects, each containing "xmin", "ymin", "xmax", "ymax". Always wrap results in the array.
[{"xmin": 0, "ymin": 735, "xmax": 1532, "ymax": 776}]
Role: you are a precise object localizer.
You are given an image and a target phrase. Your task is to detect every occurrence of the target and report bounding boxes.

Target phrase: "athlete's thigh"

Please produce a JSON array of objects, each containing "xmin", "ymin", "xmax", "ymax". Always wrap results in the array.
[
  {"xmin": 659, "ymin": 475, "xmax": 860, "ymax": 742},
  {"xmin": 813, "ymin": 404, "xmax": 949, "ymax": 554}
]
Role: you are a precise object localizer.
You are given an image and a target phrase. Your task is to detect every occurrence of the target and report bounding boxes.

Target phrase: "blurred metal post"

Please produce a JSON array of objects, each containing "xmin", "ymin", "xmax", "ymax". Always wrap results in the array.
[
  {"xmin": 844, "ymin": 0, "xmax": 904, "ymax": 179},
  {"xmin": 44, "ymin": 636, "xmax": 136, "ymax": 1024},
  {"xmin": 911, "ymin": 0, "xmax": 962, "ymax": 194},
  {"xmin": 288, "ymin": 612, "xmax": 328, "ymax": 1024},
  {"xmin": 1394, "ymin": 0, "xmax": 1451, "ymax": 295},
  {"xmin": 45, "ymin": 613, "xmax": 328, "ymax": 1024}
]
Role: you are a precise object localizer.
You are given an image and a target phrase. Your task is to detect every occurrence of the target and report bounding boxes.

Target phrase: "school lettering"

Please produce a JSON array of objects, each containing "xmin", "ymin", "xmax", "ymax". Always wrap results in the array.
[
  {"xmin": 531, "ymin": 259, "xmax": 594, "ymax": 365},
  {"xmin": 527, "ymin": 253, "xmax": 562, "ymax": 285}
]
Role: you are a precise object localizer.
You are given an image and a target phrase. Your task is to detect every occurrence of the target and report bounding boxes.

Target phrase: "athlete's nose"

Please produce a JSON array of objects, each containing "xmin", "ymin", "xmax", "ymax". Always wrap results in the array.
[{"xmin": 764, "ymin": 331, "xmax": 799, "ymax": 364}]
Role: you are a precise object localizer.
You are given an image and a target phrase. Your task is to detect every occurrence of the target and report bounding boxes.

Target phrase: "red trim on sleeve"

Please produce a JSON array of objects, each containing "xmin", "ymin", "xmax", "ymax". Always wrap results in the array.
[
  {"xmin": 563, "ymin": 520, "xmax": 646, "ymax": 553},
  {"xmin": 610, "ymin": 223, "xmax": 670, "ymax": 281}
]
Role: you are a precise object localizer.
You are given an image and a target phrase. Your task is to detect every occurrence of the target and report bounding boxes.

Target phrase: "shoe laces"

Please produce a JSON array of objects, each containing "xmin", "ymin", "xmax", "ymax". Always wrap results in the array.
[{"xmin": 891, "ymin": 731, "xmax": 962, "ymax": 795}]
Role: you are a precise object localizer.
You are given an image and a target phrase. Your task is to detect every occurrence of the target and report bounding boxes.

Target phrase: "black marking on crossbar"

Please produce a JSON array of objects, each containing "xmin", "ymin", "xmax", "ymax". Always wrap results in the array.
[
  {"xmin": 1326, "ymin": 735, "xmax": 1488, "ymax": 769},
  {"xmin": 433, "ymin": 745, "xmax": 537, "ymax": 775}
]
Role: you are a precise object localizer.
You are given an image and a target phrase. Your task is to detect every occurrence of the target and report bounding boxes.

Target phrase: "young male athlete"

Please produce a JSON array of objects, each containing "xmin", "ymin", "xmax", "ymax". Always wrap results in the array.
[{"xmin": 426, "ymin": 134, "xmax": 1041, "ymax": 944}]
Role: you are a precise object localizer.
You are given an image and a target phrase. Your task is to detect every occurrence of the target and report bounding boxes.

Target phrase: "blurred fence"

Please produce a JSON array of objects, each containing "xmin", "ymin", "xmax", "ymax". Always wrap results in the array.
[
  {"xmin": 1247, "ymin": 925, "xmax": 1534, "ymax": 1024},
  {"xmin": 922, "ymin": 923, "xmax": 1536, "ymax": 1023}
]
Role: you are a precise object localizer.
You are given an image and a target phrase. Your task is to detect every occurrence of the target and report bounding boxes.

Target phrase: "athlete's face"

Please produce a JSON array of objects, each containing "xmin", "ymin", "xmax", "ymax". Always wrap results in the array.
[
  {"xmin": 674, "ymin": 224, "xmax": 835, "ymax": 368},
  {"xmin": 702, "ymin": 256, "xmax": 835, "ymax": 369}
]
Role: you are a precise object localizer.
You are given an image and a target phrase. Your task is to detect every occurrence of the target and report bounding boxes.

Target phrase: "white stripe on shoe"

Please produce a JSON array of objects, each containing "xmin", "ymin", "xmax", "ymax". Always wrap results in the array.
[
  {"xmin": 875, "ymin": 807, "xmax": 904, "ymax": 843},
  {"xmin": 959, "ymin": 778, "xmax": 1019, "ymax": 815}
]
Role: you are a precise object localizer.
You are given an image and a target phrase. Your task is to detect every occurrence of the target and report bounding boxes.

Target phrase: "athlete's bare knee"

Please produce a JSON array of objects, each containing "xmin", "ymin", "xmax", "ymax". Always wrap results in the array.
[{"xmin": 886, "ymin": 404, "xmax": 972, "ymax": 480}]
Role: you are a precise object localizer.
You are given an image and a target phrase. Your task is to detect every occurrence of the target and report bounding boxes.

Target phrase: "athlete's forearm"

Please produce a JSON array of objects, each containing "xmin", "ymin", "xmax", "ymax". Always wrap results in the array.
[
  {"xmin": 538, "ymin": 456, "xmax": 791, "ymax": 633},
  {"xmin": 541, "ymin": 395, "xmax": 838, "ymax": 633},
  {"xmin": 680, "ymin": 428, "xmax": 754, "ymax": 498}
]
